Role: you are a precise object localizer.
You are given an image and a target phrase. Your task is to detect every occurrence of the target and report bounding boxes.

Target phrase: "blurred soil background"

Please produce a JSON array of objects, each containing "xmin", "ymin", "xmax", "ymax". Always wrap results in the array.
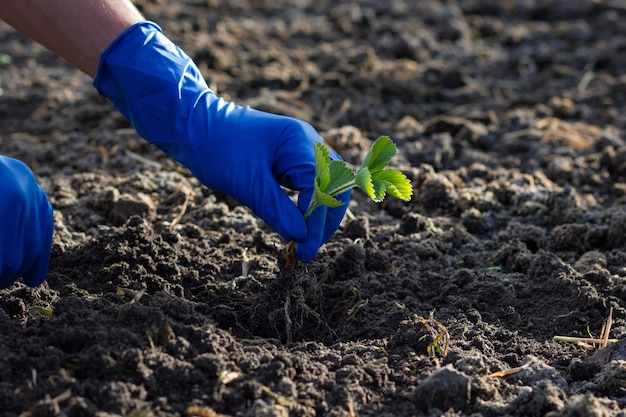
[{"xmin": 1, "ymin": 0, "xmax": 626, "ymax": 416}]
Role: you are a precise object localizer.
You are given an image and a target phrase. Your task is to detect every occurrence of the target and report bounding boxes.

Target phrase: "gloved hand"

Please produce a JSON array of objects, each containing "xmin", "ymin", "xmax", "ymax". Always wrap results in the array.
[
  {"xmin": 94, "ymin": 22, "xmax": 350, "ymax": 262},
  {"xmin": 0, "ymin": 156, "xmax": 54, "ymax": 289}
]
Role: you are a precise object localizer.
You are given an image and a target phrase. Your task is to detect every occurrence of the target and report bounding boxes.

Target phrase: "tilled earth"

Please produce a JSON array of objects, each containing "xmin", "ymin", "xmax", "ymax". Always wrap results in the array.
[{"xmin": 1, "ymin": 0, "xmax": 626, "ymax": 416}]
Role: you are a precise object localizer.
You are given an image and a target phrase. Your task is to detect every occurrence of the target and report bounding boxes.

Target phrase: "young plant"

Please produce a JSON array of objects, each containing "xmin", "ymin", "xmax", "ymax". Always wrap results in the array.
[
  {"xmin": 306, "ymin": 135, "xmax": 412, "ymax": 217},
  {"xmin": 284, "ymin": 135, "xmax": 412, "ymax": 271}
]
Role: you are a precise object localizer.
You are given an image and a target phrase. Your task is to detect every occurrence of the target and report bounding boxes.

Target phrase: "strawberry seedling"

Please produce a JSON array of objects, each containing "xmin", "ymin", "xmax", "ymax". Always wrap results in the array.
[
  {"xmin": 284, "ymin": 135, "xmax": 412, "ymax": 272},
  {"xmin": 306, "ymin": 135, "xmax": 412, "ymax": 216}
]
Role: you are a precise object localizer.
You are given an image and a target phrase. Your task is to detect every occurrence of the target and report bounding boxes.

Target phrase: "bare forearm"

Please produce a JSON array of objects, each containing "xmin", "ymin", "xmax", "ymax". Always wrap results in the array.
[{"xmin": 0, "ymin": 0, "xmax": 144, "ymax": 77}]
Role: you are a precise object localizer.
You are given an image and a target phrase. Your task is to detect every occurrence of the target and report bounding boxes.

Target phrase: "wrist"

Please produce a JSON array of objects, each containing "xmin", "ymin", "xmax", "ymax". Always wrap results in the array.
[{"xmin": 94, "ymin": 21, "xmax": 165, "ymax": 82}]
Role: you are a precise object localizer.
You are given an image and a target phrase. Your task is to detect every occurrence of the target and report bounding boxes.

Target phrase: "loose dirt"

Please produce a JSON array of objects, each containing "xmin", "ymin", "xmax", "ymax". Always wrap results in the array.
[{"xmin": 1, "ymin": 1, "xmax": 625, "ymax": 416}]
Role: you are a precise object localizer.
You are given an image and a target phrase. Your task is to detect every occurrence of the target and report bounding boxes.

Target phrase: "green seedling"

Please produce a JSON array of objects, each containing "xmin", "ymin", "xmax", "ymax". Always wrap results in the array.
[
  {"xmin": 284, "ymin": 135, "xmax": 412, "ymax": 271},
  {"xmin": 306, "ymin": 135, "xmax": 412, "ymax": 216}
]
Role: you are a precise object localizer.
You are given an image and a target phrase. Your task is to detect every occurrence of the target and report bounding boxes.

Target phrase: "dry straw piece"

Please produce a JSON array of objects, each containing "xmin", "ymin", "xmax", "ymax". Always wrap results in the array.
[{"xmin": 553, "ymin": 308, "xmax": 618, "ymax": 348}]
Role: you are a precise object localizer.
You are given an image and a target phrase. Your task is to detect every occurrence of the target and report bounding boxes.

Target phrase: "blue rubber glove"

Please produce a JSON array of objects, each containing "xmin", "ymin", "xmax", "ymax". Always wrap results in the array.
[
  {"xmin": 0, "ymin": 156, "xmax": 54, "ymax": 289},
  {"xmin": 93, "ymin": 22, "xmax": 350, "ymax": 262}
]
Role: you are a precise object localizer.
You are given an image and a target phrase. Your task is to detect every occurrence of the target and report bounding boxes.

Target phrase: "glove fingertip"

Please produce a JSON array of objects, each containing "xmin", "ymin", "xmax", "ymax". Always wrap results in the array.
[
  {"xmin": 295, "ymin": 242, "xmax": 316, "ymax": 263},
  {"xmin": 283, "ymin": 213, "xmax": 307, "ymax": 243},
  {"xmin": 321, "ymin": 189, "xmax": 352, "ymax": 243},
  {"xmin": 294, "ymin": 205, "xmax": 327, "ymax": 263},
  {"xmin": 244, "ymin": 176, "xmax": 308, "ymax": 243}
]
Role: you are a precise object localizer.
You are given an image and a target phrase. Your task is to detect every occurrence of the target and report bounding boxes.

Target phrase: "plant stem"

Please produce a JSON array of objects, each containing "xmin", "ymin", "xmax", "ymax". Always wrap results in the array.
[{"xmin": 303, "ymin": 181, "xmax": 356, "ymax": 219}]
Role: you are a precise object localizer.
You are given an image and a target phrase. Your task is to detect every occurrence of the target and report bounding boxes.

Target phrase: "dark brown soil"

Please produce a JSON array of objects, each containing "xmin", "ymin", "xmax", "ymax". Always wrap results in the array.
[{"xmin": 2, "ymin": 1, "xmax": 626, "ymax": 416}]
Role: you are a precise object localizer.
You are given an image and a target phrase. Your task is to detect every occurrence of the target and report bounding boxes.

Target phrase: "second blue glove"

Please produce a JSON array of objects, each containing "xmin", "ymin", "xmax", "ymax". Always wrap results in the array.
[{"xmin": 0, "ymin": 156, "xmax": 54, "ymax": 289}]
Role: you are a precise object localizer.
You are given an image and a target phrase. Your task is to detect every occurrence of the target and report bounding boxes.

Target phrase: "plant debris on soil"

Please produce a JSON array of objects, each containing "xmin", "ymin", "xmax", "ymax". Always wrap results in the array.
[{"xmin": 2, "ymin": 0, "xmax": 626, "ymax": 416}]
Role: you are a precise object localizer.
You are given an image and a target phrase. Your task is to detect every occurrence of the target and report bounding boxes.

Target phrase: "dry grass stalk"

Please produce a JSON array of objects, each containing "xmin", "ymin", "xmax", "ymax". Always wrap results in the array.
[
  {"xmin": 599, "ymin": 307, "xmax": 614, "ymax": 349},
  {"xmin": 486, "ymin": 359, "xmax": 532, "ymax": 378},
  {"xmin": 170, "ymin": 192, "xmax": 192, "ymax": 228},
  {"xmin": 553, "ymin": 308, "xmax": 618, "ymax": 348}
]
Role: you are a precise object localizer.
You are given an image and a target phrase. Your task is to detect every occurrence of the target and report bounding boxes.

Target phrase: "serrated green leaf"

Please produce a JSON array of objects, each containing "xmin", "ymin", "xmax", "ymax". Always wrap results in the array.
[
  {"xmin": 306, "ymin": 135, "xmax": 409, "ymax": 220},
  {"xmin": 314, "ymin": 142, "xmax": 331, "ymax": 191},
  {"xmin": 326, "ymin": 160, "xmax": 356, "ymax": 195},
  {"xmin": 371, "ymin": 180, "xmax": 386, "ymax": 202},
  {"xmin": 313, "ymin": 181, "xmax": 345, "ymax": 208},
  {"xmin": 360, "ymin": 136, "xmax": 397, "ymax": 174},
  {"xmin": 355, "ymin": 166, "xmax": 375, "ymax": 200},
  {"xmin": 371, "ymin": 169, "xmax": 413, "ymax": 202}
]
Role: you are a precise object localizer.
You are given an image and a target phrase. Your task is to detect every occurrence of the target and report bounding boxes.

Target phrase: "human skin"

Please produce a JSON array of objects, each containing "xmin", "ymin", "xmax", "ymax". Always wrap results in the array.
[{"xmin": 0, "ymin": 0, "xmax": 144, "ymax": 77}]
